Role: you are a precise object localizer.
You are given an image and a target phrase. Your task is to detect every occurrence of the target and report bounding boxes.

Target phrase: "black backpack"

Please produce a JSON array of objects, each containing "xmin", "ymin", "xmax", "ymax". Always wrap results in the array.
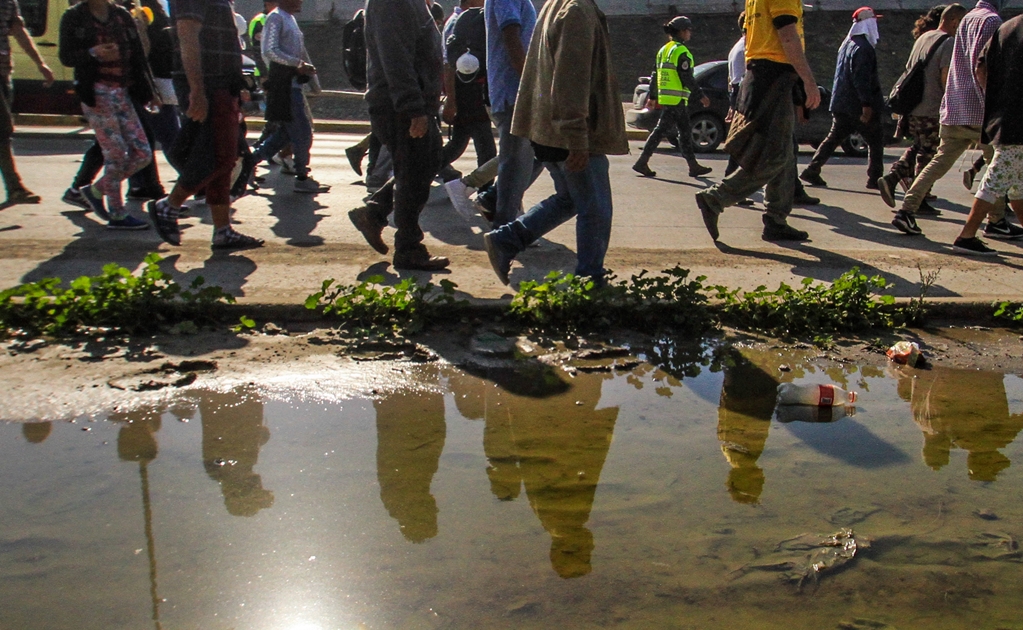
[
  {"xmin": 887, "ymin": 33, "xmax": 950, "ymax": 116},
  {"xmin": 446, "ymin": 7, "xmax": 487, "ymax": 78},
  {"xmin": 342, "ymin": 9, "xmax": 367, "ymax": 91}
]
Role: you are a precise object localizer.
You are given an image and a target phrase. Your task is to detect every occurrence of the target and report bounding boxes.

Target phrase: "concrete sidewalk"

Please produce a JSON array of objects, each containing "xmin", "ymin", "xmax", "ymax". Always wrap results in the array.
[{"xmin": 2, "ymin": 129, "xmax": 1021, "ymax": 312}]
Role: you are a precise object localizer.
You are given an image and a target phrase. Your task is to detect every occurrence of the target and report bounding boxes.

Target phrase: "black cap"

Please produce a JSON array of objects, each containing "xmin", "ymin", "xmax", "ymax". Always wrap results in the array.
[{"xmin": 666, "ymin": 16, "xmax": 693, "ymax": 32}]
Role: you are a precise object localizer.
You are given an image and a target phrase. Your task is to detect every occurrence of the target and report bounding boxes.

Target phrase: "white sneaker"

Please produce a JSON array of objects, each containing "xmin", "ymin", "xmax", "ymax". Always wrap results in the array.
[
  {"xmin": 444, "ymin": 179, "xmax": 478, "ymax": 223},
  {"xmin": 295, "ymin": 177, "xmax": 330, "ymax": 194}
]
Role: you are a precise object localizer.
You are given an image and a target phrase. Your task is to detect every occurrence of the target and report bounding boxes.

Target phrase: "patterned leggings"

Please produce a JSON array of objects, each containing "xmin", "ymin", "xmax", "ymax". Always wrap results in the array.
[
  {"xmin": 81, "ymin": 84, "xmax": 152, "ymax": 215},
  {"xmin": 977, "ymin": 145, "xmax": 1023, "ymax": 204}
]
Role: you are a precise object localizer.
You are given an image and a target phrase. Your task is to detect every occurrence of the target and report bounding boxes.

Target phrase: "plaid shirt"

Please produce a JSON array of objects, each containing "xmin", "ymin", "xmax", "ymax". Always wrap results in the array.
[
  {"xmin": 0, "ymin": 0, "xmax": 22, "ymax": 74},
  {"xmin": 940, "ymin": 1, "xmax": 1001, "ymax": 127},
  {"xmin": 170, "ymin": 0, "xmax": 242, "ymax": 90}
]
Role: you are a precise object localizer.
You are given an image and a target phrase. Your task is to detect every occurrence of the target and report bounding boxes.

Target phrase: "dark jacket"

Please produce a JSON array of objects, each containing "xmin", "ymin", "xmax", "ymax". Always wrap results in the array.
[
  {"xmin": 364, "ymin": 0, "xmax": 443, "ymax": 117},
  {"xmin": 58, "ymin": 2, "xmax": 154, "ymax": 108},
  {"xmin": 829, "ymin": 34, "xmax": 884, "ymax": 118}
]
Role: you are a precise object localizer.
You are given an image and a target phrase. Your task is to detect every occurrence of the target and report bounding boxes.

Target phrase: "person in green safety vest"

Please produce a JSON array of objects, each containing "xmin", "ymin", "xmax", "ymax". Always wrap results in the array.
[
  {"xmin": 633, "ymin": 15, "xmax": 712, "ymax": 179},
  {"xmin": 248, "ymin": 0, "xmax": 278, "ymax": 78}
]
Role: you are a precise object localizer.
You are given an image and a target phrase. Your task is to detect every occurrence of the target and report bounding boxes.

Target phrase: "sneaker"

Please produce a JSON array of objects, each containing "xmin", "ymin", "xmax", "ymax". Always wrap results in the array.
[
  {"xmin": 147, "ymin": 198, "xmax": 181, "ymax": 246},
  {"xmin": 688, "ymin": 164, "xmax": 713, "ymax": 177},
  {"xmin": 393, "ymin": 250, "xmax": 450, "ymax": 271},
  {"xmin": 348, "ymin": 206, "xmax": 389, "ymax": 254},
  {"xmin": 444, "ymin": 179, "xmax": 478, "ymax": 223},
  {"xmin": 212, "ymin": 227, "xmax": 265, "ymax": 250},
  {"xmin": 6, "ymin": 188, "xmax": 41, "ymax": 205},
  {"xmin": 62, "ymin": 187, "xmax": 90, "ymax": 210},
  {"xmin": 106, "ymin": 215, "xmax": 149, "ymax": 230},
  {"xmin": 799, "ymin": 169, "xmax": 827, "ymax": 187},
  {"xmin": 963, "ymin": 169, "xmax": 976, "ymax": 190},
  {"xmin": 294, "ymin": 177, "xmax": 330, "ymax": 194},
  {"xmin": 126, "ymin": 187, "xmax": 166, "ymax": 202},
  {"xmin": 952, "ymin": 236, "xmax": 998, "ymax": 256},
  {"xmin": 275, "ymin": 155, "xmax": 297, "ymax": 176},
  {"xmin": 877, "ymin": 173, "xmax": 900, "ymax": 208},
  {"xmin": 736, "ymin": 198, "xmax": 756, "ymax": 207},
  {"xmin": 916, "ymin": 200, "xmax": 941, "ymax": 216},
  {"xmin": 793, "ymin": 191, "xmax": 821, "ymax": 206},
  {"xmin": 345, "ymin": 145, "xmax": 366, "ymax": 176},
  {"xmin": 483, "ymin": 232, "xmax": 512, "ymax": 285},
  {"xmin": 984, "ymin": 218, "xmax": 1023, "ymax": 240},
  {"xmin": 694, "ymin": 191, "xmax": 722, "ymax": 241},
  {"xmin": 892, "ymin": 210, "xmax": 922, "ymax": 235},
  {"xmin": 80, "ymin": 185, "xmax": 110, "ymax": 222},
  {"xmin": 632, "ymin": 162, "xmax": 656, "ymax": 178},
  {"xmin": 762, "ymin": 215, "xmax": 809, "ymax": 241}
]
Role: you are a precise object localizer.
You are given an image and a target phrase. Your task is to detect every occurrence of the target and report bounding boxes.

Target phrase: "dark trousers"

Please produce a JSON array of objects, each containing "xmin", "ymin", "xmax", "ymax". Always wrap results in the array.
[
  {"xmin": 366, "ymin": 108, "xmax": 442, "ymax": 256},
  {"xmin": 726, "ymin": 134, "xmax": 809, "ymax": 197},
  {"xmin": 637, "ymin": 103, "xmax": 696, "ymax": 164},
  {"xmin": 438, "ymin": 119, "xmax": 497, "ymax": 182},
  {"xmin": 806, "ymin": 111, "xmax": 884, "ymax": 183}
]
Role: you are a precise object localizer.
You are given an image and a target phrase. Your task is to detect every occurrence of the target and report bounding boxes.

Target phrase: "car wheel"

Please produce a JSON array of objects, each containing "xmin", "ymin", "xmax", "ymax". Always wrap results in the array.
[
  {"xmin": 841, "ymin": 132, "xmax": 869, "ymax": 157},
  {"xmin": 690, "ymin": 114, "xmax": 724, "ymax": 153}
]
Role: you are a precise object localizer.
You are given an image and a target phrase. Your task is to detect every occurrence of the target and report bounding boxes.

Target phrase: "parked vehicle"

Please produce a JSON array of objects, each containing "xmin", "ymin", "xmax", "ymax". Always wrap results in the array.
[{"xmin": 626, "ymin": 60, "xmax": 890, "ymax": 157}]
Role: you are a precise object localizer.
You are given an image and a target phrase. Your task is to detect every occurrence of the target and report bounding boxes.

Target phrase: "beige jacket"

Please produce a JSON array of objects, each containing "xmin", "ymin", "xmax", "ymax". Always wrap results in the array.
[{"xmin": 510, "ymin": 0, "xmax": 629, "ymax": 156}]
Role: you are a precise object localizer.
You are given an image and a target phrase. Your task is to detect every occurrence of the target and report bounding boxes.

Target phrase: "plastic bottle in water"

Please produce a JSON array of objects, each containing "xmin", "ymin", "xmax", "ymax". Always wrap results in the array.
[{"xmin": 776, "ymin": 382, "xmax": 858, "ymax": 407}]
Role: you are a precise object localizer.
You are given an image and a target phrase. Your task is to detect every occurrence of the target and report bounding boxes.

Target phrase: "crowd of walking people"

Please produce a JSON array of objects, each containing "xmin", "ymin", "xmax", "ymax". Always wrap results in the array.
[{"xmin": 1, "ymin": 0, "xmax": 1020, "ymax": 280}]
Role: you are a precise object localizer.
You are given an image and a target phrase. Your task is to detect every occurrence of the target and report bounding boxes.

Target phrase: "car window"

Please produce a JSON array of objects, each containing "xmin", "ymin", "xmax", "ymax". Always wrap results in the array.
[
  {"xmin": 17, "ymin": 0, "xmax": 47, "ymax": 37},
  {"xmin": 703, "ymin": 67, "xmax": 728, "ymax": 92}
]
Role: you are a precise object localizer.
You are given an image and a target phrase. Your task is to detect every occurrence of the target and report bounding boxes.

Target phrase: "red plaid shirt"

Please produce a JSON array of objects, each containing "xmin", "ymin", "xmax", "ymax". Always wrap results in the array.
[{"xmin": 940, "ymin": 1, "xmax": 1001, "ymax": 127}]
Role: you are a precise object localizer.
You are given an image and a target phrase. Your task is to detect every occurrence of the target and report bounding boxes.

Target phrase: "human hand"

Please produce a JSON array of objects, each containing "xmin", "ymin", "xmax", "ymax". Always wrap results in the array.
[
  {"xmin": 565, "ymin": 150, "xmax": 588, "ymax": 172},
  {"xmin": 298, "ymin": 61, "xmax": 317, "ymax": 76},
  {"xmin": 186, "ymin": 90, "xmax": 209, "ymax": 122},
  {"xmin": 38, "ymin": 63, "xmax": 55, "ymax": 87},
  {"xmin": 409, "ymin": 115, "xmax": 428, "ymax": 138},
  {"xmin": 700, "ymin": 95, "xmax": 711, "ymax": 108},
  {"xmin": 91, "ymin": 43, "xmax": 119, "ymax": 62},
  {"xmin": 860, "ymin": 106, "xmax": 873, "ymax": 125},
  {"xmin": 803, "ymin": 83, "xmax": 821, "ymax": 111}
]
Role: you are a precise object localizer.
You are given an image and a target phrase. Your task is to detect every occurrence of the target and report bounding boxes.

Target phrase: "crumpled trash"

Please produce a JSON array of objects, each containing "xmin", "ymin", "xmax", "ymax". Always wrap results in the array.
[{"xmin": 887, "ymin": 340, "xmax": 922, "ymax": 366}]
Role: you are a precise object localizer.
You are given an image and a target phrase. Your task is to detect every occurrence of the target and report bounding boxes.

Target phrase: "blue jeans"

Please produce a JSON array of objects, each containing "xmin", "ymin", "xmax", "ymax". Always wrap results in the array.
[
  {"xmin": 491, "ymin": 108, "xmax": 543, "ymax": 228},
  {"xmin": 488, "ymin": 155, "xmax": 613, "ymax": 279},
  {"xmin": 253, "ymin": 86, "xmax": 312, "ymax": 177}
]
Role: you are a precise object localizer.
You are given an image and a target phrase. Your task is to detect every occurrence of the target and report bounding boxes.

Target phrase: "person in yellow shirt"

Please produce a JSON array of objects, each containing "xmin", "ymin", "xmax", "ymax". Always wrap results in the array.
[{"xmin": 633, "ymin": 16, "xmax": 712, "ymax": 179}]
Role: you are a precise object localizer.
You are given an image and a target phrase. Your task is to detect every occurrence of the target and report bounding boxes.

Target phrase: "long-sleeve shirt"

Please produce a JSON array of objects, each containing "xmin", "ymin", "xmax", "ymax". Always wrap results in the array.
[
  {"xmin": 941, "ymin": 1, "xmax": 1001, "ymax": 127},
  {"xmin": 364, "ymin": 0, "xmax": 443, "ymax": 117},
  {"xmin": 261, "ymin": 8, "xmax": 306, "ymax": 68}
]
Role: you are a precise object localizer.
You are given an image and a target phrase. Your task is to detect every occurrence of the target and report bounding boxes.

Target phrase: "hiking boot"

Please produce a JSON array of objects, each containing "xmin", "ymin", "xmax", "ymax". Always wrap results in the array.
[
  {"xmin": 147, "ymin": 198, "xmax": 181, "ymax": 246},
  {"xmin": 126, "ymin": 186, "xmax": 166, "ymax": 201},
  {"xmin": 393, "ymin": 250, "xmax": 450, "ymax": 271},
  {"xmin": 6, "ymin": 188, "xmax": 41, "ymax": 205},
  {"xmin": 62, "ymin": 186, "xmax": 90, "ymax": 210},
  {"xmin": 984, "ymin": 218, "xmax": 1023, "ymax": 240},
  {"xmin": 877, "ymin": 173, "xmax": 900, "ymax": 208},
  {"xmin": 952, "ymin": 236, "xmax": 997, "ymax": 256},
  {"xmin": 294, "ymin": 176, "xmax": 330, "ymax": 194},
  {"xmin": 632, "ymin": 162, "xmax": 656, "ymax": 178},
  {"xmin": 762, "ymin": 215, "xmax": 808, "ymax": 241},
  {"xmin": 694, "ymin": 191, "xmax": 722, "ymax": 241},
  {"xmin": 688, "ymin": 164, "xmax": 713, "ymax": 177},
  {"xmin": 483, "ymin": 232, "xmax": 512, "ymax": 285},
  {"xmin": 799, "ymin": 168, "xmax": 827, "ymax": 187},
  {"xmin": 106, "ymin": 215, "xmax": 150, "ymax": 230},
  {"xmin": 348, "ymin": 206, "xmax": 388, "ymax": 254},
  {"xmin": 793, "ymin": 190, "xmax": 821, "ymax": 206},
  {"xmin": 212, "ymin": 227, "xmax": 264, "ymax": 250},
  {"xmin": 345, "ymin": 145, "xmax": 367, "ymax": 176},
  {"xmin": 892, "ymin": 210, "xmax": 922, "ymax": 235},
  {"xmin": 81, "ymin": 185, "xmax": 110, "ymax": 221}
]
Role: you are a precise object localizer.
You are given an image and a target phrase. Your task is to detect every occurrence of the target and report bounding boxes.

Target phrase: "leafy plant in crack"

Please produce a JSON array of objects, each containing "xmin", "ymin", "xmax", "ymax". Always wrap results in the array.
[
  {"xmin": 0, "ymin": 253, "xmax": 235, "ymax": 337},
  {"xmin": 993, "ymin": 300, "xmax": 1023, "ymax": 325},
  {"xmin": 304, "ymin": 275, "xmax": 466, "ymax": 334}
]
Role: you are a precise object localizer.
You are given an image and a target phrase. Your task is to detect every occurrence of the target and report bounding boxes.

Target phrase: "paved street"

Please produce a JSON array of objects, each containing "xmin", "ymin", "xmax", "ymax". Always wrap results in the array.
[{"xmin": 1, "ymin": 128, "xmax": 1020, "ymax": 306}]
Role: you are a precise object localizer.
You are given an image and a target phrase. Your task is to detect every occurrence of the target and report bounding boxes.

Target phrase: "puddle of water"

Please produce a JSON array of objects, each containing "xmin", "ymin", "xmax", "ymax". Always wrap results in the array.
[{"xmin": 3, "ymin": 344, "xmax": 1023, "ymax": 629}]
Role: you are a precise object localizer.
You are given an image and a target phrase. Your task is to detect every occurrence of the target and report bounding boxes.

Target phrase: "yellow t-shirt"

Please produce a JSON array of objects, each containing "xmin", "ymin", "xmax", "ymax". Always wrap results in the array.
[{"xmin": 743, "ymin": 0, "xmax": 804, "ymax": 64}]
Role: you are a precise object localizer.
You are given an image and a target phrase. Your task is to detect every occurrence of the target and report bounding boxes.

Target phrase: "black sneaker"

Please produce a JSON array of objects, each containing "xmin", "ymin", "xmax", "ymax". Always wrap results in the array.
[
  {"xmin": 694, "ymin": 191, "xmax": 721, "ymax": 241},
  {"xmin": 877, "ymin": 174, "xmax": 899, "ymax": 208},
  {"xmin": 984, "ymin": 218, "xmax": 1023, "ymax": 240},
  {"xmin": 483, "ymin": 232, "xmax": 512, "ymax": 285},
  {"xmin": 212, "ymin": 227, "xmax": 265, "ymax": 250},
  {"xmin": 762, "ymin": 215, "xmax": 808, "ymax": 241},
  {"xmin": 952, "ymin": 236, "xmax": 998, "ymax": 256},
  {"xmin": 147, "ymin": 198, "xmax": 181, "ymax": 246},
  {"xmin": 793, "ymin": 191, "xmax": 821, "ymax": 206},
  {"xmin": 688, "ymin": 164, "xmax": 713, "ymax": 177},
  {"xmin": 62, "ymin": 186, "xmax": 90, "ymax": 210},
  {"xmin": 127, "ymin": 187, "xmax": 166, "ymax": 202},
  {"xmin": 799, "ymin": 169, "xmax": 827, "ymax": 187},
  {"xmin": 916, "ymin": 200, "xmax": 941, "ymax": 216},
  {"xmin": 892, "ymin": 210, "xmax": 922, "ymax": 235},
  {"xmin": 632, "ymin": 163, "xmax": 656, "ymax": 178}
]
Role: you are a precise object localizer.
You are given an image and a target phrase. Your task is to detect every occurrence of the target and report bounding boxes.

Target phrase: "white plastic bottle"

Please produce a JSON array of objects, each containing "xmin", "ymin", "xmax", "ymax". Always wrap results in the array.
[{"xmin": 776, "ymin": 382, "xmax": 857, "ymax": 407}]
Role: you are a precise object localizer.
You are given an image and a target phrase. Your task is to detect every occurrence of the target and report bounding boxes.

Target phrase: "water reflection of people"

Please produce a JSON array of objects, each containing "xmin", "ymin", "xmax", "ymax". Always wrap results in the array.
[
  {"xmin": 716, "ymin": 349, "xmax": 783, "ymax": 505},
  {"xmin": 374, "ymin": 390, "xmax": 446, "ymax": 543},
  {"xmin": 897, "ymin": 367, "xmax": 1023, "ymax": 481},
  {"xmin": 451, "ymin": 367, "xmax": 617, "ymax": 579},
  {"xmin": 200, "ymin": 389, "xmax": 274, "ymax": 516},
  {"xmin": 21, "ymin": 421, "xmax": 52, "ymax": 444}
]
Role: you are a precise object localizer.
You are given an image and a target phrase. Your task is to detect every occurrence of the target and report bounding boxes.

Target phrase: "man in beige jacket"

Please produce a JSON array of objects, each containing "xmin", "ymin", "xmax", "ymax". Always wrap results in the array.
[{"xmin": 482, "ymin": 0, "xmax": 628, "ymax": 285}]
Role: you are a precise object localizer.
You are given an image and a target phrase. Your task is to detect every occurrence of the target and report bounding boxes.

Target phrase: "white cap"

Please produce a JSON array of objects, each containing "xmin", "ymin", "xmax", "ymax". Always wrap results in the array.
[{"xmin": 456, "ymin": 51, "xmax": 480, "ymax": 76}]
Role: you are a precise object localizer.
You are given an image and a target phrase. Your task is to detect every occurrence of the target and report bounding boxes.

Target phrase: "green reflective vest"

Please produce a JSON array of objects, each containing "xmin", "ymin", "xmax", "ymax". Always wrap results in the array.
[
  {"xmin": 655, "ymin": 41, "xmax": 694, "ymax": 106},
  {"xmin": 249, "ymin": 13, "xmax": 267, "ymax": 75}
]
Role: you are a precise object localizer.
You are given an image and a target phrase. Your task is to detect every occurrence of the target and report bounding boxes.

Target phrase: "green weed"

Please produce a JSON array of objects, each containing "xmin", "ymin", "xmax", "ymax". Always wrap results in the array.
[
  {"xmin": 0, "ymin": 253, "xmax": 235, "ymax": 337},
  {"xmin": 304, "ymin": 275, "xmax": 466, "ymax": 334},
  {"xmin": 993, "ymin": 301, "xmax": 1023, "ymax": 325}
]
